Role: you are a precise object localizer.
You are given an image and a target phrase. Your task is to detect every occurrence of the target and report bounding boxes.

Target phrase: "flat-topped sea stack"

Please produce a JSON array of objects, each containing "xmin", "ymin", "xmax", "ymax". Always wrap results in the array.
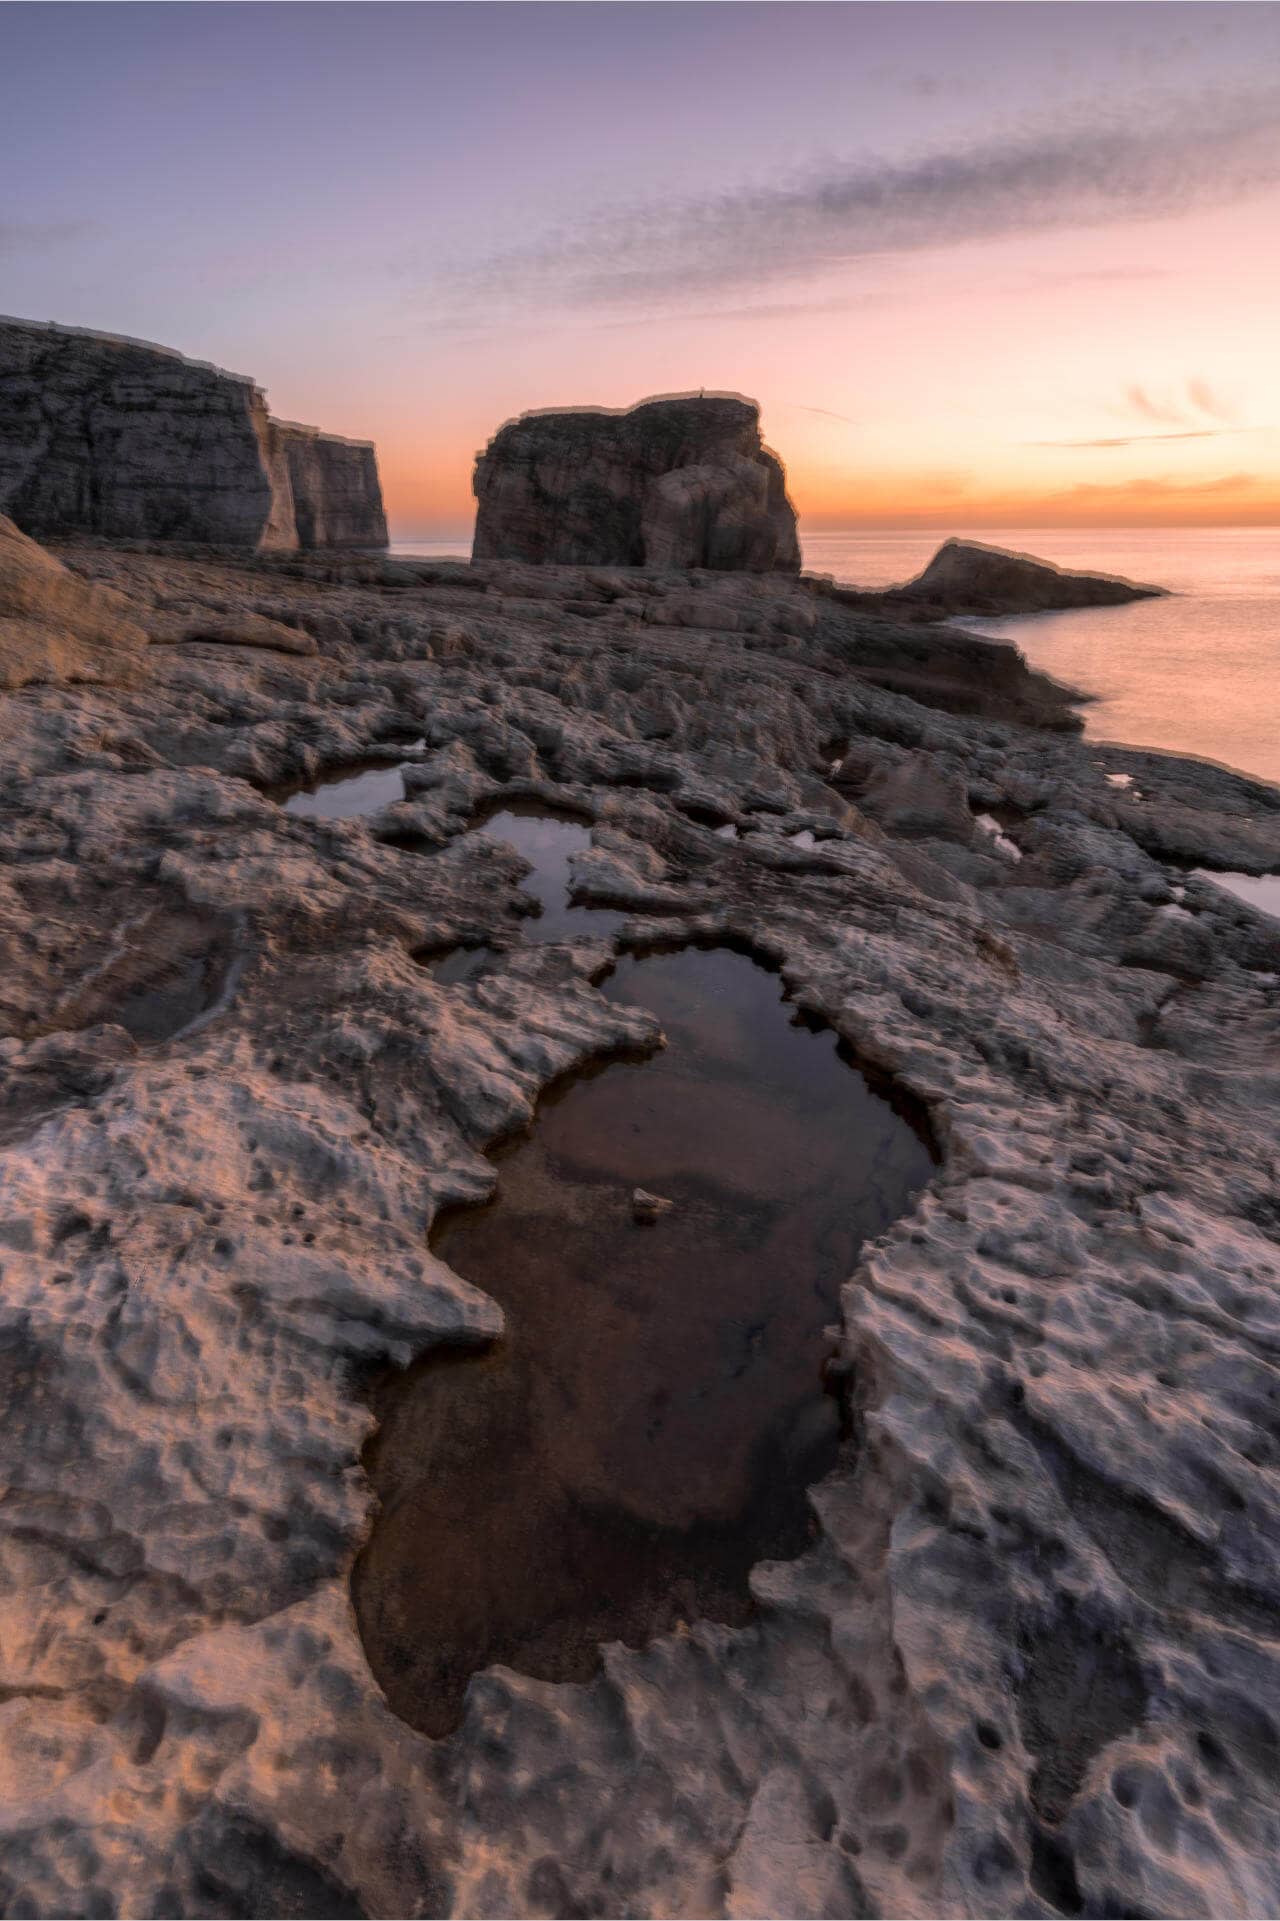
[
  {"xmin": 472, "ymin": 392, "xmax": 801, "ymax": 571},
  {"xmin": 0, "ymin": 316, "xmax": 387, "ymax": 551},
  {"xmin": 890, "ymin": 536, "xmax": 1165, "ymax": 616}
]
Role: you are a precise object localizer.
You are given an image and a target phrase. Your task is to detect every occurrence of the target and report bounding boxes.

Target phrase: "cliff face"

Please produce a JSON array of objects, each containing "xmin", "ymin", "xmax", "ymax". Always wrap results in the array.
[
  {"xmin": 274, "ymin": 421, "xmax": 389, "ymax": 551},
  {"xmin": 472, "ymin": 393, "xmax": 801, "ymax": 571},
  {"xmin": 0, "ymin": 317, "xmax": 387, "ymax": 551}
]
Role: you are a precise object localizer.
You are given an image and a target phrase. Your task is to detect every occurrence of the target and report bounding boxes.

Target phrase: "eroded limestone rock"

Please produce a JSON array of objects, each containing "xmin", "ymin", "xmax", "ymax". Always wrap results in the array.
[
  {"xmin": 0, "ymin": 316, "xmax": 387, "ymax": 552},
  {"xmin": 472, "ymin": 393, "xmax": 801, "ymax": 571},
  {"xmin": 0, "ymin": 538, "xmax": 1277, "ymax": 1920}
]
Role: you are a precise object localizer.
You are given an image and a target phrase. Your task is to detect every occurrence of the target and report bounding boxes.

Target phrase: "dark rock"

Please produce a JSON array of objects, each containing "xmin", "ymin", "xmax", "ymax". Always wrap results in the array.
[
  {"xmin": 889, "ymin": 538, "xmax": 1165, "ymax": 615},
  {"xmin": 0, "ymin": 316, "xmax": 387, "ymax": 552},
  {"xmin": 472, "ymin": 392, "xmax": 800, "ymax": 571}
]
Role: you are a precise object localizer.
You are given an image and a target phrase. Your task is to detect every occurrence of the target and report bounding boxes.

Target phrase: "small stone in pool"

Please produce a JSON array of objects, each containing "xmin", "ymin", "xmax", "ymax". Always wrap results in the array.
[{"xmin": 632, "ymin": 1187, "xmax": 676, "ymax": 1224}]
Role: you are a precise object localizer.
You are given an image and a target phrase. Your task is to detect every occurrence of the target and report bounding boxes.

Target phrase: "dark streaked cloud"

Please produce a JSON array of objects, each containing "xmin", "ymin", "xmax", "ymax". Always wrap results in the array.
[
  {"xmin": 792, "ymin": 403, "xmax": 857, "ymax": 425},
  {"xmin": 446, "ymin": 90, "xmax": 1280, "ymax": 313}
]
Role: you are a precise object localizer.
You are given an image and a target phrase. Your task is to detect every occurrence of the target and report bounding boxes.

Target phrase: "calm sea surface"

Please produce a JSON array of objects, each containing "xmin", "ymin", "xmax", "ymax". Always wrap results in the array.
[{"xmin": 391, "ymin": 527, "xmax": 1280, "ymax": 789}]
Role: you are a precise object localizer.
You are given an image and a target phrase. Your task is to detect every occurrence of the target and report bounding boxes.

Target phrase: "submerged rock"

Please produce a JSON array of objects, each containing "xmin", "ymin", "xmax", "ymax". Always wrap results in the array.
[
  {"xmin": 0, "ymin": 315, "xmax": 387, "ymax": 551},
  {"xmin": 891, "ymin": 536, "xmax": 1165, "ymax": 614},
  {"xmin": 473, "ymin": 392, "xmax": 801, "ymax": 571},
  {"xmin": 631, "ymin": 1185, "xmax": 676, "ymax": 1223}
]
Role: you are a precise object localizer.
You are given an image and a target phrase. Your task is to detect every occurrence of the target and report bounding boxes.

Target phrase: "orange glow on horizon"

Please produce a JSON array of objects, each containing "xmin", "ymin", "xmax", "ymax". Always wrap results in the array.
[{"xmin": 381, "ymin": 446, "xmax": 1280, "ymax": 539}]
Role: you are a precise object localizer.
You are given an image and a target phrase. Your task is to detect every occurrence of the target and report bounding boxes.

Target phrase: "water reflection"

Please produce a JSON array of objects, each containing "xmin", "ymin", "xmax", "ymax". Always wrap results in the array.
[
  {"xmin": 282, "ymin": 761, "xmax": 409, "ymax": 819},
  {"xmin": 354, "ymin": 941, "xmax": 934, "ymax": 1737},
  {"xmin": 1195, "ymin": 870, "xmax": 1280, "ymax": 920}
]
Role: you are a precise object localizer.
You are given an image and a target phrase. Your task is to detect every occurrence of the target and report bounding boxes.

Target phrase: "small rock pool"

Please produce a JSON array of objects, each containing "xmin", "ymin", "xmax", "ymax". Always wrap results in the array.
[{"xmin": 351, "ymin": 795, "xmax": 935, "ymax": 1739}]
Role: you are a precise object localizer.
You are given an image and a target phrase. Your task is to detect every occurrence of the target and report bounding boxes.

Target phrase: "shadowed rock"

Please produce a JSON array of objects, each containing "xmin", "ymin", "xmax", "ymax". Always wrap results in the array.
[
  {"xmin": 0, "ymin": 315, "xmax": 387, "ymax": 551},
  {"xmin": 473, "ymin": 392, "xmax": 800, "ymax": 571},
  {"xmin": 888, "ymin": 537, "xmax": 1166, "ymax": 615}
]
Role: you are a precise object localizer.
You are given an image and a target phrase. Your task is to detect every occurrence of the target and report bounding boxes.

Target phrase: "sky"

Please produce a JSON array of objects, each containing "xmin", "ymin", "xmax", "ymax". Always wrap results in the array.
[{"xmin": 3, "ymin": 2, "xmax": 1280, "ymax": 538}]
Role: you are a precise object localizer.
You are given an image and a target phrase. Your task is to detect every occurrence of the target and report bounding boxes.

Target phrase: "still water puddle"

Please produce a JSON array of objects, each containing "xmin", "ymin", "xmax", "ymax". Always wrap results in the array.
[
  {"xmin": 280, "ymin": 758, "xmax": 415, "ymax": 819},
  {"xmin": 354, "ymin": 812, "xmax": 935, "ymax": 1738},
  {"xmin": 459, "ymin": 802, "xmax": 629, "ymax": 943}
]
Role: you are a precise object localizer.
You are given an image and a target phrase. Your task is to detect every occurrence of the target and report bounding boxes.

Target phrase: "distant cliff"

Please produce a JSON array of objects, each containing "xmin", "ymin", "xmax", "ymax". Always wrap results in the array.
[
  {"xmin": 273, "ymin": 419, "xmax": 388, "ymax": 551},
  {"xmin": 473, "ymin": 393, "xmax": 800, "ymax": 571},
  {"xmin": 0, "ymin": 317, "xmax": 387, "ymax": 551}
]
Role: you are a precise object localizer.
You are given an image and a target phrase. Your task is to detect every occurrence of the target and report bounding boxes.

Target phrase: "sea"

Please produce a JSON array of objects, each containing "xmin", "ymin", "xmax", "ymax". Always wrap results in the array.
[{"xmin": 390, "ymin": 527, "xmax": 1280, "ymax": 792}]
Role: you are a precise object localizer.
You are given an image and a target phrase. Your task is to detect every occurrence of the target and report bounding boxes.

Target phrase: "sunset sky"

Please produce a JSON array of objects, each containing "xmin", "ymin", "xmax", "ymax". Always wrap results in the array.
[{"xmin": 3, "ymin": 1, "xmax": 1279, "ymax": 537}]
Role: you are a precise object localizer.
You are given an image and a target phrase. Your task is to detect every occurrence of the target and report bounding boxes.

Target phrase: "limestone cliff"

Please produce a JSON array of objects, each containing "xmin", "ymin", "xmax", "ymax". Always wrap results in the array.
[
  {"xmin": 472, "ymin": 393, "xmax": 800, "ymax": 571},
  {"xmin": 0, "ymin": 316, "xmax": 387, "ymax": 551},
  {"xmin": 273, "ymin": 419, "xmax": 388, "ymax": 550}
]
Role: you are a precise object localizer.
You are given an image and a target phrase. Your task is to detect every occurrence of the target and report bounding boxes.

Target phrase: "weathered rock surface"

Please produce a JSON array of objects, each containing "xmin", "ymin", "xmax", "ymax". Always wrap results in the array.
[
  {"xmin": 890, "ymin": 536, "xmax": 1165, "ymax": 615},
  {"xmin": 0, "ymin": 513, "xmax": 148, "ymax": 688},
  {"xmin": 274, "ymin": 420, "xmax": 388, "ymax": 552},
  {"xmin": 472, "ymin": 393, "xmax": 801, "ymax": 571},
  {"xmin": 1, "ymin": 532, "xmax": 1278, "ymax": 1919},
  {"xmin": 0, "ymin": 316, "xmax": 387, "ymax": 551}
]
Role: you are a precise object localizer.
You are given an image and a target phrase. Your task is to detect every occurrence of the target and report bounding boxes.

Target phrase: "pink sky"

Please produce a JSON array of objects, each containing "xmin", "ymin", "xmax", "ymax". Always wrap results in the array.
[{"xmin": 4, "ymin": 4, "xmax": 1279, "ymax": 535}]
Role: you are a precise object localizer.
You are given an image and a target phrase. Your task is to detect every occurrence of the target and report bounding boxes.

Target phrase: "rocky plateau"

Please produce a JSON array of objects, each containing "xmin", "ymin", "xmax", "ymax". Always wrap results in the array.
[{"xmin": 0, "ymin": 502, "xmax": 1278, "ymax": 1921}]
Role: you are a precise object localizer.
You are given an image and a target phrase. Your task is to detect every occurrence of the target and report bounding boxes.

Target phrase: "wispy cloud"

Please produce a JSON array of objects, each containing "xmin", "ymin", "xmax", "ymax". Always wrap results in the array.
[
  {"xmin": 1120, "ymin": 378, "xmax": 1245, "ymax": 430},
  {"xmin": 0, "ymin": 219, "xmax": 93, "ymax": 256},
  {"xmin": 1126, "ymin": 384, "xmax": 1189, "ymax": 426},
  {"xmin": 792, "ymin": 403, "xmax": 857, "ymax": 425},
  {"xmin": 1187, "ymin": 376, "xmax": 1235, "ymax": 422},
  {"xmin": 1050, "ymin": 471, "xmax": 1262, "ymax": 501},
  {"xmin": 442, "ymin": 89, "xmax": 1280, "ymax": 314},
  {"xmin": 1027, "ymin": 427, "xmax": 1259, "ymax": 449}
]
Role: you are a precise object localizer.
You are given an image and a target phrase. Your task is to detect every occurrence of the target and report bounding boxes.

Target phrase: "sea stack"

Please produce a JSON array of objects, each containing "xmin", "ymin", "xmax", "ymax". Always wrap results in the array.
[
  {"xmin": 472, "ymin": 392, "xmax": 801, "ymax": 571},
  {"xmin": 0, "ymin": 316, "xmax": 388, "ymax": 552}
]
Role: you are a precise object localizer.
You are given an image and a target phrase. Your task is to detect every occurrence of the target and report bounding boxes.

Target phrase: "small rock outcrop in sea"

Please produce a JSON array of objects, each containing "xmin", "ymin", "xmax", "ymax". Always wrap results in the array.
[
  {"xmin": 890, "ymin": 536, "xmax": 1165, "ymax": 614},
  {"xmin": 0, "ymin": 316, "xmax": 388, "ymax": 551},
  {"xmin": 472, "ymin": 392, "xmax": 801, "ymax": 571}
]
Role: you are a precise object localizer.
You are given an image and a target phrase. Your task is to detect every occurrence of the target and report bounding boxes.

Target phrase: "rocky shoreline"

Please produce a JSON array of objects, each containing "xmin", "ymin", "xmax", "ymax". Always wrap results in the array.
[{"xmin": 1, "ymin": 520, "xmax": 1278, "ymax": 1919}]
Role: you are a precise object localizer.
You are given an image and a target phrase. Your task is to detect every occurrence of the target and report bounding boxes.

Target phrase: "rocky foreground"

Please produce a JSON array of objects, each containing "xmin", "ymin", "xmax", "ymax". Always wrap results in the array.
[{"xmin": 1, "ymin": 527, "xmax": 1279, "ymax": 1920}]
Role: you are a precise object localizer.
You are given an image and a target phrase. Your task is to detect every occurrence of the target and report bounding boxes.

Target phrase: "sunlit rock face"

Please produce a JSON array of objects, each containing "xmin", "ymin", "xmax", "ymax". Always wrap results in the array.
[
  {"xmin": 891, "ymin": 536, "xmax": 1165, "ymax": 615},
  {"xmin": 0, "ymin": 316, "xmax": 387, "ymax": 551},
  {"xmin": 472, "ymin": 392, "xmax": 801, "ymax": 571},
  {"xmin": 0, "ymin": 512, "xmax": 148, "ymax": 688}
]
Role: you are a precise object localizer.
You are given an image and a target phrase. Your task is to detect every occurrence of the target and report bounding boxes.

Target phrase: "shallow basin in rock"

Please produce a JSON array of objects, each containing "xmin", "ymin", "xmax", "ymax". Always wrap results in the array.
[
  {"xmin": 353, "ymin": 938, "xmax": 934, "ymax": 1738},
  {"xmin": 459, "ymin": 800, "xmax": 629, "ymax": 943},
  {"xmin": 280, "ymin": 760, "xmax": 410, "ymax": 819}
]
